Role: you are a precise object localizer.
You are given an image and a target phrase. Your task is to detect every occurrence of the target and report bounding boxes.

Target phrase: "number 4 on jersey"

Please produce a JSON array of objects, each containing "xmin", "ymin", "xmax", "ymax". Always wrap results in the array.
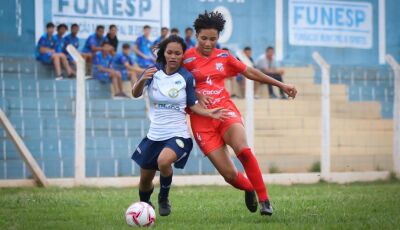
[{"xmin": 206, "ymin": 76, "xmax": 213, "ymax": 86}]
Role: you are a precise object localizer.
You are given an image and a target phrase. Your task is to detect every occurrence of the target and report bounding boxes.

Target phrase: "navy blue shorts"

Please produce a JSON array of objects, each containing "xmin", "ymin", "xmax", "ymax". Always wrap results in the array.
[{"xmin": 131, "ymin": 137, "xmax": 193, "ymax": 170}]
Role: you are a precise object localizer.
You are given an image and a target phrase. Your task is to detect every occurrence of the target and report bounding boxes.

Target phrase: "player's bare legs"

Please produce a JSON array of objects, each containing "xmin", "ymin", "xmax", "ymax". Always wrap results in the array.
[
  {"xmin": 223, "ymin": 123, "xmax": 273, "ymax": 216},
  {"xmin": 51, "ymin": 54, "xmax": 62, "ymax": 78},
  {"xmin": 207, "ymin": 145, "xmax": 258, "ymax": 213},
  {"xmin": 156, "ymin": 147, "xmax": 178, "ymax": 216},
  {"xmin": 139, "ymin": 168, "xmax": 156, "ymax": 207},
  {"xmin": 110, "ymin": 71, "xmax": 122, "ymax": 95},
  {"xmin": 207, "ymin": 146, "xmax": 238, "ymax": 183},
  {"xmin": 82, "ymin": 53, "xmax": 92, "ymax": 75},
  {"xmin": 60, "ymin": 53, "xmax": 74, "ymax": 76}
]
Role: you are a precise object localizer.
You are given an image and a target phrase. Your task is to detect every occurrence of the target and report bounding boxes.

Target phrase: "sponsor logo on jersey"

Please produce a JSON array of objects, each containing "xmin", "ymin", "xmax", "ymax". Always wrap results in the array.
[
  {"xmin": 175, "ymin": 80, "xmax": 182, "ymax": 85},
  {"xmin": 175, "ymin": 139, "xmax": 185, "ymax": 148},
  {"xmin": 217, "ymin": 52, "xmax": 229, "ymax": 58},
  {"xmin": 183, "ymin": 57, "xmax": 196, "ymax": 64},
  {"xmin": 136, "ymin": 147, "xmax": 142, "ymax": 154},
  {"xmin": 154, "ymin": 103, "xmax": 181, "ymax": 111},
  {"xmin": 168, "ymin": 88, "xmax": 179, "ymax": 98},
  {"xmin": 216, "ymin": 63, "xmax": 224, "ymax": 72},
  {"xmin": 201, "ymin": 88, "xmax": 223, "ymax": 95}
]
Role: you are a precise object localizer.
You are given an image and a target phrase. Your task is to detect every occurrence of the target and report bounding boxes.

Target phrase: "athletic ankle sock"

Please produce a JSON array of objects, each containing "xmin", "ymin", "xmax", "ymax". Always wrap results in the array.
[
  {"xmin": 237, "ymin": 148, "xmax": 268, "ymax": 202},
  {"xmin": 231, "ymin": 171, "xmax": 254, "ymax": 192},
  {"xmin": 139, "ymin": 187, "xmax": 154, "ymax": 203},
  {"xmin": 159, "ymin": 173, "xmax": 173, "ymax": 198}
]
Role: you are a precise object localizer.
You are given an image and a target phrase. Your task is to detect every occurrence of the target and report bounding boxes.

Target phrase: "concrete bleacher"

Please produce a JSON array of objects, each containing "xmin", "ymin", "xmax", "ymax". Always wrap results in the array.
[
  {"xmin": 233, "ymin": 66, "xmax": 394, "ymax": 173},
  {"xmin": 315, "ymin": 66, "xmax": 394, "ymax": 118},
  {"xmin": 0, "ymin": 56, "xmax": 223, "ymax": 179}
]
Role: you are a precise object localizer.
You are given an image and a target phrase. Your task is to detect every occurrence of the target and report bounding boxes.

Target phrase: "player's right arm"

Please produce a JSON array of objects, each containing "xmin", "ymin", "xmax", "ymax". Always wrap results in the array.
[
  {"xmin": 132, "ymin": 67, "xmax": 157, "ymax": 98},
  {"xmin": 89, "ymin": 37, "xmax": 103, "ymax": 53},
  {"xmin": 38, "ymin": 37, "xmax": 54, "ymax": 54}
]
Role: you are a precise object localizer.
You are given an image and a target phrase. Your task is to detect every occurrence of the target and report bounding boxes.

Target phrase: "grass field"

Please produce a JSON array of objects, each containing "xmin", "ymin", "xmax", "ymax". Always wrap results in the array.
[{"xmin": 1, "ymin": 181, "xmax": 400, "ymax": 229}]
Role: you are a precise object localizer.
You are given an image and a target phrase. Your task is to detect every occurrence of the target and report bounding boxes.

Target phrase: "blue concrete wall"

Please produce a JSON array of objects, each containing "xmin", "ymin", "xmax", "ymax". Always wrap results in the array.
[{"xmin": 0, "ymin": 0, "xmax": 36, "ymax": 56}]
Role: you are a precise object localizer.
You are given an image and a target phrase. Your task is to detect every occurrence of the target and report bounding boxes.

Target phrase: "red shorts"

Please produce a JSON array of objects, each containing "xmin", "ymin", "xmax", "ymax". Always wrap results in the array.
[{"xmin": 190, "ymin": 100, "xmax": 243, "ymax": 155}]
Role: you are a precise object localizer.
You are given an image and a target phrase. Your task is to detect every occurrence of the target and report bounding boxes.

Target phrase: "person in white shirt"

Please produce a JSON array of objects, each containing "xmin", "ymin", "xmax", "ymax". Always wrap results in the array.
[
  {"xmin": 255, "ymin": 46, "xmax": 287, "ymax": 99},
  {"xmin": 131, "ymin": 35, "xmax": 228, "ymax": 216}
]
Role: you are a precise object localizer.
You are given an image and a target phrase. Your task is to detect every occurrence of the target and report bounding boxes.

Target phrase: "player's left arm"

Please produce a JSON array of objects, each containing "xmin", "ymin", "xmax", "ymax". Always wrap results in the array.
[{"xmin": 242, "ymin": 67, "xmax": 297, "ymax": 99}]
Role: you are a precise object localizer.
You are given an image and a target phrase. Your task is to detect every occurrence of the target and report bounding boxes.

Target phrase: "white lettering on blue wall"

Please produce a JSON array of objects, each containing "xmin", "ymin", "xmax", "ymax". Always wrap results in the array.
[
  {"xmin": 289, "ymin": 0, "xmax": 372, "ymax": 49},
  {"xmin": 52, "ymin": 0, "xmax": 162, "ymax": 41}
]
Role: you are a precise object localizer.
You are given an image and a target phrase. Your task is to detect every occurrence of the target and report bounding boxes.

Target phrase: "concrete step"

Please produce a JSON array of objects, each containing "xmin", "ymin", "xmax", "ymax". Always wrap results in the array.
[
  {"xmin": 235, "ymin": 100, "xmax": 381, "ymax": 119},
  {"xmin": 250, "ymin": 117, "xmax": 393, "ymax": 131},
  {"xmin": 254, "ymin": 134, "xmax": 392, "ymax": 149},
  {"xmin": 256, "ymin": 154, "xmax": 392, "ymax": 173}
]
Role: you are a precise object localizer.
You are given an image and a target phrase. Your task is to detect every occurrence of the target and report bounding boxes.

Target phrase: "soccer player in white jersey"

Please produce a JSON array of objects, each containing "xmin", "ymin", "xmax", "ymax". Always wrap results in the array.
[{"xmin": 131, "ymin": 35, "xmax": 228, "ymax": 216}]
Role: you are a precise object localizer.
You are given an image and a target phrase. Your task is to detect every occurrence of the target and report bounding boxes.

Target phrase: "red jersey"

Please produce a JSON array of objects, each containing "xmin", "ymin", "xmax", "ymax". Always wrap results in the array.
[{"xmin": 183, "ymin": 48, "xmax": 247, "ymax": 108}]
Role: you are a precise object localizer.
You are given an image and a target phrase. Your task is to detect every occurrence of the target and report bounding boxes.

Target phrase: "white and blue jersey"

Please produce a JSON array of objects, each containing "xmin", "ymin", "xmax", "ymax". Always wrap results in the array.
[
  {"xmin": 142, "ymin": 65, "xmax": 198, "ymax": 141},
  {"xmin": 131, "ymin": 64, "xmax": 197, "ymax": 170},
  {"xmin": 82, "ymin": 33, "xmax": 104, "ymax": 53}
]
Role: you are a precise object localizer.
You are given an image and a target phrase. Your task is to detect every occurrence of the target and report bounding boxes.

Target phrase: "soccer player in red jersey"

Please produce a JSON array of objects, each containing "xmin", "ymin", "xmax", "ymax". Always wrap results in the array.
[{"xmin": 183, "ymin": 11, "xmax": 297, "ymax": 216}]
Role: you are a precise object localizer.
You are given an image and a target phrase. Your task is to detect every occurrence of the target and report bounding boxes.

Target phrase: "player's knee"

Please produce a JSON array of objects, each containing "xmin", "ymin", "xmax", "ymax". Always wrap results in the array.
[
  {"xmin": 157, "ymin": 158, "xmax": 171, "ymax": 171},
  {"xmin": 139, "ymin": 176, "xmax": 152, "ymax": 187}
]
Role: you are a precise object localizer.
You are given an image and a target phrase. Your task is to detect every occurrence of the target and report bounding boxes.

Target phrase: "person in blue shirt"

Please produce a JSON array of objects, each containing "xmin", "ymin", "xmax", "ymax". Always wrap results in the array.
[
  {"xmin": 35, "ymin": 22, "xmax": 74, "ymax": 80},
  {"xmin": 82, "ymin": 25, "xmax": 105, "ymax": 75},
  {"xmin": 92, "ymin": 42, "xmax": 126, "ymax": 98},
  {"xmin": 184, "ymin": 27, "xmax": 196, "ymax": 49},
  {"xmin": 53, "ymin": 24, "xmax": 68, "ymax": 53},
  {"xmin": 133, "ymin": 25, "xmax": 155, "ymax": 68},
  {"xmin": 152, "ymin": 27, "xmax": 169, "ymax": 48},
  {"xmin": 170, "ymin": 28, "xmax": 179, "ymax": 36},
  {"xmin": 63, "ymin": 23, "xmax": 87, "ymax": 63},
  {"xmin": 82, "ymin": 25, "xmax": 105, "ymax": 54},
  {"xmin": 112, "ymin": 43, "xmax": 144, "ymax": 85}
]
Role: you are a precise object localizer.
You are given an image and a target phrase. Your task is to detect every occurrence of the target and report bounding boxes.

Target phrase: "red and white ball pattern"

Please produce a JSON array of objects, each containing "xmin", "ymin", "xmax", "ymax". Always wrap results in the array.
[{"xmin": 125, "ymin": 202, "xmax": 156, "ymax": 227}]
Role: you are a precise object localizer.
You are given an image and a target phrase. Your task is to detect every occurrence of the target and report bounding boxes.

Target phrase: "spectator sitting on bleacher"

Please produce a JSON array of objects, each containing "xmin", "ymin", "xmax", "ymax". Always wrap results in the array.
[
  {"xmin": 105, "ymin": 24, "xmax": 119, "ymax": 56},
  {"xmin": 82, "ymin": 25, "xmax": 106, "ymax": 75},
  {"xmin": 92, "ymin": 42, "xmax": 127, "ymax": 99},
  {"xmin": 133, "ymin": 25, "xmax": 155, "ymax": 68},
  {"xmin": 53, "ymin": 24, "xmax": 68, "ymax": 54},
  {"xmin": 35, "ymin": 22, "xmax": 75, "ymax": 81},
  {"xmin": 170, "ymin": 27, "xmax": 180, "ymax": 36},
  {"xmin": 236, "ymin": 46, "xmax": 255, "ymax": 98},
  {"xmin": 112, "ymin": 43, "xmax": 144, "ymax": 85},
  {"xmin": 255, "ymin": 46, "xmax": 287, "ymax": 99},
  {"xmin": 184, "ymin": 27, "xmax": 196, "ymax": 49},
  {"xmin": 153, "ymin": 27, "xmax": 169, "ymax": 48},
  {"xmin": 63, "ymin": 23, "xmax": 90, "ymax": 64}
]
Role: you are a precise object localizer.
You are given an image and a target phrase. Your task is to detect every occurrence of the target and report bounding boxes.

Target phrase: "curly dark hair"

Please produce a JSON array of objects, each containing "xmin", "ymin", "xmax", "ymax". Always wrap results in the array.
[
  {"xmin": 193, "ymin": 10, "xmax": 226, "ymax": 34},
  {"xmin": 156, "ymin": 35, "xmax": 187, "ymax": 65}
]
